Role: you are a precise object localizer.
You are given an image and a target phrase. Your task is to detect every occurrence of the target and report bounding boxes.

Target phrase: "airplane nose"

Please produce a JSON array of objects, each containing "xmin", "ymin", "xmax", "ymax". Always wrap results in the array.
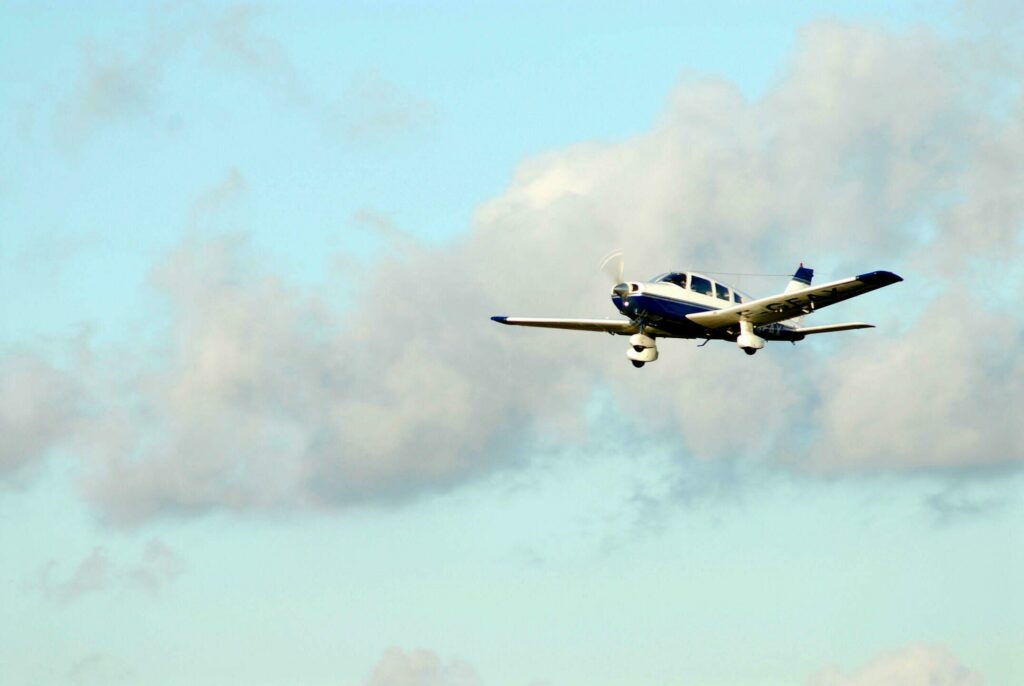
[{"xmin": 612, "ymin": 283, "xmax": 630, "ymax": 299}]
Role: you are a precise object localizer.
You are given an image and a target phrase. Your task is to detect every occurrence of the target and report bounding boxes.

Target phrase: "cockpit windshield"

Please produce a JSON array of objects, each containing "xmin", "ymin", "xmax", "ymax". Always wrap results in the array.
[{"xmin": 656, "ymin": 272, "xmax": 688, "ymax": 287}]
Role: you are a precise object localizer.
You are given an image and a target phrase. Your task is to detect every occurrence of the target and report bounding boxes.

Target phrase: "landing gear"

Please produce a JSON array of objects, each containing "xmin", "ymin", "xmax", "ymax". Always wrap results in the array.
[
  {"xmin": 736, "ymin": 320, "xmax": 766, "ymax": 355},
  {"xmin": 626, "ymin": 333, "xmax": 658, "ymax": 367}
]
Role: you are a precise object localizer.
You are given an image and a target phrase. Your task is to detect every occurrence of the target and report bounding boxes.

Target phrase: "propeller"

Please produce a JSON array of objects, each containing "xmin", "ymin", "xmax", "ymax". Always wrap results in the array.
[{"xmin": 599, "ymin": 250, "xmax": 625, "ymax": 285}]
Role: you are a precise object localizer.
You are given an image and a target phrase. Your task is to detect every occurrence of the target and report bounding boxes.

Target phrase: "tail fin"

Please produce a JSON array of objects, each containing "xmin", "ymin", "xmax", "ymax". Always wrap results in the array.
[
  {"xmin": 783, "ymin": 263, "xmax": 814, "ymax": 326},
  {"xmin": 785, "ymin": 263, "xmax": 814, "ymax": 294}
]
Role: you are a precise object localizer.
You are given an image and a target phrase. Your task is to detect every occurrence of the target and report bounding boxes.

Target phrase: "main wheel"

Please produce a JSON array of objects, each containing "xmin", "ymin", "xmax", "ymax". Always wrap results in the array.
[
  {"xmin": 743, "ymin": 347, "xmax": 756, "ymax": 356},
  {"xmin": 631, "ymin": 360, "xmax": 645, "ymax": 368}
]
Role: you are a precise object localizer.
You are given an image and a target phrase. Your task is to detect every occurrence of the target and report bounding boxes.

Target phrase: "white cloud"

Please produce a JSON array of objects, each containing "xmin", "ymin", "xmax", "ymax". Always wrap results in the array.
[
  {"xmin": 809, "ymin": 293, "xmax": 1024, "ymax": 472},
  {"xmin": 365, "ymin": 648, "xmax": 481, "ymax": 686},
  {"xmin": 807, "ymin": 643, "xmax": 983, "ymax": 686},
  {"xmin": 16, "ymin": 18, "xmax": 1024, "ymax": 521}
]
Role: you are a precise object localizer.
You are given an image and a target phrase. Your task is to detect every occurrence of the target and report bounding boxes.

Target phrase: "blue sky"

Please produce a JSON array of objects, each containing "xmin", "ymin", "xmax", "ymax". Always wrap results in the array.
[{"xmin": 1, "ymin": 2, "xmax": 1022, "ymax": 685}]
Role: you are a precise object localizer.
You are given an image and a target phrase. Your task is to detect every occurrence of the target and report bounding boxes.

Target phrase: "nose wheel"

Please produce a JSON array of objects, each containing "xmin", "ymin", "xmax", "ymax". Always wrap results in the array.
[{"xmin": 631, "ymin": 360, "xmax": 645, "ymax": 368}]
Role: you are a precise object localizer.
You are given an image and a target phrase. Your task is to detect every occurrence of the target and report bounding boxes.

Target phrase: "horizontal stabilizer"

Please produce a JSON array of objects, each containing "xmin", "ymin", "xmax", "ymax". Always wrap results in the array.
[
  {"xmin": 490, "ymin": 316, "xmax": 637, "ymax": 334},
  {"xmin": 794, "ymin": 322, "xmax": 874, "ymax": 335}
]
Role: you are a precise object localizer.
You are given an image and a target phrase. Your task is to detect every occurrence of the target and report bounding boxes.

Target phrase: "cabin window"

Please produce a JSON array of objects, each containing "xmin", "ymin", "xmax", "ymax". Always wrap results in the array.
[
  {"xmin": 714, "ymin": 283, "xmax": 729, "ymax": 301},
  {"xmin": 689, "ymin": 275, "xmax": 712, "ymax": 296},
  {"xmin": 732, "ymin": 291, "xmax": 744, "ymax": 304}
]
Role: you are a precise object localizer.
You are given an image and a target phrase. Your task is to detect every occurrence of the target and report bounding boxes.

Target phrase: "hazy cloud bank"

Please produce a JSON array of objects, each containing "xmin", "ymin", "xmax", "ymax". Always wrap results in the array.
[
  {"xmin": 807, "ymin": 643, "xmax": 983, "ymax": 686},
  {"xmin": 365, "ymin": 648, "xmax": 482, "ymax": 686},
  {"xmin": 52, "ymin": 2, "xmax": 435, "ymax": 147},
  {"xmin": 5, "ymin": 18, "xmax": 1024, "ymax": 523},
  {"xmin": 35, "ymin": 539, "xmax": 185, "ymax": 603}
]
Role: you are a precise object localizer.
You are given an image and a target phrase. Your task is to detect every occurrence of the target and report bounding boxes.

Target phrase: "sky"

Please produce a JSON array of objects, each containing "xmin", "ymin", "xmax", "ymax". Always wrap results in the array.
[{"xmin": 1, "ymin": 1, "xmax": 1022, "ymax": 685}]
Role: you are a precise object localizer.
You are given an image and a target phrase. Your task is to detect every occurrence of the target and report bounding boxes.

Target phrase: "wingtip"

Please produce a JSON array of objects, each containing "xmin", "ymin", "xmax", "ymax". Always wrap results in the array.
[
  {"xmin": 491, "ymin": 316, "xmax": 508, "ymax": 324},
  {"xmin": 856, "ymin": 270, "xmax": 904, "ymax": 285}
]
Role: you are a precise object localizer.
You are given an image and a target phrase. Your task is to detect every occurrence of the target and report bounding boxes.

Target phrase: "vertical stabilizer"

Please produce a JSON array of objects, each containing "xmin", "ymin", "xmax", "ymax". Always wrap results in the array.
[
  {"xmin": 785, "ymin": 263, "xmax": 814, "ymax": 294},
  {"xmin": 783, "ymin": 263, "xmax": 814, "ymax": 326}
]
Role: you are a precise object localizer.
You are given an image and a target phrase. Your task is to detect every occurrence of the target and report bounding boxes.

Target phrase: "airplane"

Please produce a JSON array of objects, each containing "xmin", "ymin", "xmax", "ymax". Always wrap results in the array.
[{"xmin": 491, "ymin": 251, "xmax": 902, "ymax": 367}]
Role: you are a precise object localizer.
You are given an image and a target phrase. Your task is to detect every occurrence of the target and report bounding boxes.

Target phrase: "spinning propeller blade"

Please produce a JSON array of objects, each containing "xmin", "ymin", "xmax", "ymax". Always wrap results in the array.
[{"xmin": 600, "ymin": 250, "xmax": 625, "ymax": 285}]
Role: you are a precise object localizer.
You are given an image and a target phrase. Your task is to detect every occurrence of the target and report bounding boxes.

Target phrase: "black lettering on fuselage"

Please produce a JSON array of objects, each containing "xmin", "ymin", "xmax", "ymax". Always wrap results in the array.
[{"xmin": 807, "ymin": 287, "xmax": 839, "ymax": 303}]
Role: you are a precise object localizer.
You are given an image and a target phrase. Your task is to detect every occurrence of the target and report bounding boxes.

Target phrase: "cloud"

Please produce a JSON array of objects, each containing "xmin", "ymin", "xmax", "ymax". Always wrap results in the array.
[
  {"xmin": 67, "ymin": 652, "xmax": 136, "ymax": 686},
  {"xmin": 77, "ymin": 234, "xmax": 567, "ymax": 523},
  {"xmin": 808, "ymin": 293, "xmax": 1024, "ymax": 472},
  {"xmin": 188, "ymin": 168, "xmax": 248, "ymax": 231},
  {"xmin": 807, "ymin": 643, "xmax": 983, "ymax": 685},
  {"xmin": 0, "ymin": 352, "xmax": 83, "ymax": 481},
  {"xmin": 52, "ymin": 4, "xmax": 307, "ymax": 147},
  {"xmin": 210, "ymin": 3, "xmax": 308, "ymax": 104},
  {"xmin": 50, "ymin": 4, "xmax": 434, "ymax": 147},
  {"xmin": 129, "ymin": 539, "xmax": 187, "ymax": 594},
  {"xmin": 36, "ymin": 539, "xmax": 185, "ymax": 602},
  {"xmin": 25, "ymin": 18, "xmax": 1024, "ymax": 522},
  {"xmin": 924, "ymin": 478, "xmax": 1014, "ymax": 525},
  {"xmin": 365, "ymin": 648, "xmax": 481, "ymax": 686},
  {"xmin": 38, "ymin": 547, "xmax": 112, "ymax": 604},
  {"xmin": 335, "ymin": 71, "xmax": 438, "ymax": 142}
]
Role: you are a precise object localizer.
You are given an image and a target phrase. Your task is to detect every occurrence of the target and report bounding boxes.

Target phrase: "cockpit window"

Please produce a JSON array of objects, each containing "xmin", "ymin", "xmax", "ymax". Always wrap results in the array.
[
  {"xmin": 657, "ymin": 273, "xmax": 688, "ymax": 288},
  {"xmin": 652, "ymin": 273, "xmax": 672, "ymax": 282},
  {"xmin": 732, "ymin": 291, "xmax": 744, "ymax": 304},
  {"xmin": 689, "ymin": 275, "xmax": 712, "ymax": 296},
  {"xmin": 714, "ymin": 283, "xmax": 729, "ymax": 301}
]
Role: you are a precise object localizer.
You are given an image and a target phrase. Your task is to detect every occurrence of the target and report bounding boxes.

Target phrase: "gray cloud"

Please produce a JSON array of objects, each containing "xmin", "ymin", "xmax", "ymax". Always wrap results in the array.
[
  {"xmin": 129, "ymin": 539, "xmax": 187, "ymax": 594},
  {"xmin": 335, "ymin": 71, "xmax": 438, "ymax": 143},
  {"xmin": 807, "ymin": 643, "xmax": 983, "ymax": 686},
  {"xmin": 210, "ymin": 3, "xmax": 308, "ymax": 105},
  {"xmin": 50, "ymin": 3, "xmax": 434, "ymax": 147},
  {"xmin": 925, "ymin": 478, "xmax": 1016, "ymax": 525},
  {"xmin": 35, "ymin": 539, "xmax": 185, "ymax": 602},
  {"xmin": 51, "ymin": 4, "xmax": 304, "ymax": 147},
  {"xmin": 188, "ymin": 168, "xmax": 248, "ymax": 231},
  {"xmin": 67, "ymin": 652, "xmax": 136, "ymax": 686},
  {"xmin": 0, "ymin": 352, "xmax": 83, "ymax": 481},
  {"xmin": 365, "ymin": 648, "xmax": 481, "ymax": 686},
  {"xmin": 54, "ymin": 45, "xmax": 159, "ymax": 147},
  {"xmin": 38, "ymin": 547, "xmax": 112, "ymax": 604},
  {"xmin": 24, "ymin": 18, "xmax": 1024, "ymax": 523}
]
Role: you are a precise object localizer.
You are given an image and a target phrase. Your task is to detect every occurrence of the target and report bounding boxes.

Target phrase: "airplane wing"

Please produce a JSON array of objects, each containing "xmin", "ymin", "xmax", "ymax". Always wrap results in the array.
[
  {"xmin": 687, "ymin": 270, "xmax": 902, "ymax": 329},
  {"xmin": 490, "ymin": 316, "xmax": 638, "ymax": 334}
]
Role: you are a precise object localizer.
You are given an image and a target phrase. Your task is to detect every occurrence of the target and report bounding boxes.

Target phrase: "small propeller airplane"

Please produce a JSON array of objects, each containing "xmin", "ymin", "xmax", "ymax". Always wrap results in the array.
[{"xmin": 491, "ymin": 251, "xmax": 902, "ymax": 367}]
